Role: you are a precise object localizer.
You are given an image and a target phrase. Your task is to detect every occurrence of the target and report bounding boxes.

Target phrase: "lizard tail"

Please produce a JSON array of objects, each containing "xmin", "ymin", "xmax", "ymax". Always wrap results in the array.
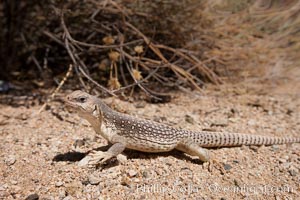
[{"xmin": 186, "ymin": 131, "xmax": 300, "ymax": 148}]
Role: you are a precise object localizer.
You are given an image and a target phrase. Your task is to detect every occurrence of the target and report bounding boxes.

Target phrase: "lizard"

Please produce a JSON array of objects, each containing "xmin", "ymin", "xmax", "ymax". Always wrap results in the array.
[{"xmin": 64, "ymin": 90, "xmax": 300, "ymax": 166}]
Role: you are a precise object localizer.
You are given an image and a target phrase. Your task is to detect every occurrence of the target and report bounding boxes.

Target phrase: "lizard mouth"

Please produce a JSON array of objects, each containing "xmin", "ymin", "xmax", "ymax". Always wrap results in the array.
[
  {"xmin": 64, "ymin": 96, "xmax": 80, "ymax": 109},
  {"xmin": 64, "ymin": 96, "xmax": 88, "ymax": 115}
]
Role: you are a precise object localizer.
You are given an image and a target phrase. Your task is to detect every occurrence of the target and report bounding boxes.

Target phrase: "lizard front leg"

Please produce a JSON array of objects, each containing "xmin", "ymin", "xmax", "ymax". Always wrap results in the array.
[{"xmin": 78, "ymin": 135, "xmax": 126, "ymax": 167}]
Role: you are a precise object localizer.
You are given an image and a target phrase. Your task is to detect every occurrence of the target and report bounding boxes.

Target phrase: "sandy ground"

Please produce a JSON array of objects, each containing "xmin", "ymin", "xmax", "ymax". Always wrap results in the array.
[{"xmin": 0, "ymin": 83, "xmax": 299, "ymax": 200}]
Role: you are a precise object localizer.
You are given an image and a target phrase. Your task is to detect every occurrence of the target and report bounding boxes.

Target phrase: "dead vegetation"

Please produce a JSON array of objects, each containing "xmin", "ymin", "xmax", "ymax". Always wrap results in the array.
[{"xmin": 1, "ymin": 0, "xmax": 299, "ymax": 99}]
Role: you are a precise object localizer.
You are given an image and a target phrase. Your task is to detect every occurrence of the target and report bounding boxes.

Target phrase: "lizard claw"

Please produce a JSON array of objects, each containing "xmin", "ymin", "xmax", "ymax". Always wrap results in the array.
[{"xmin": 78, "ymin": 150, "xmax": 115, "ymax": 167}]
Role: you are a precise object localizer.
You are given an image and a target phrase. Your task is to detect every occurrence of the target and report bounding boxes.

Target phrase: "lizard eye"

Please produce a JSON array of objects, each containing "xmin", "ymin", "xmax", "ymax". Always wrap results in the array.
[{"xmin": 78, "ymin": 96, "xmax": 87, "ymax": 103}]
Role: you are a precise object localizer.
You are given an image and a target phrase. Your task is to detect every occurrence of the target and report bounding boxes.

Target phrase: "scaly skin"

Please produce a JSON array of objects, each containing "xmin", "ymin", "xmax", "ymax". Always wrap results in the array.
[{"xmin": 64, "ymin": 90, "xmax": 300, "ymax": 166}]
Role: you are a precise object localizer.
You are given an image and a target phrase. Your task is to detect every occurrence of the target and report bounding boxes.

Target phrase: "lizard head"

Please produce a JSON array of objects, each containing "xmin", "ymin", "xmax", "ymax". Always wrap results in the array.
[{"xmin": 65, "ymin": 90, "xmax": 101, "ymax": 120}]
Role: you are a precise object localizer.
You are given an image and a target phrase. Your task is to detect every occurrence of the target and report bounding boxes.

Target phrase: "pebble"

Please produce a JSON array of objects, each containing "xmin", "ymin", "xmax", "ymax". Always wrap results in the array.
[
  {"xmin": 25, "ymin": 193, "xmax": 39, "ymax": 200},
  {"xmin": 121, "ymin": 176, "xmax": 131, "ymax": 186},
  {"xmin": 288, "ymin": 166, "xmax": 298, "ymax": 177},
  {"xmin": 233, "ymin": 179, "xmax": 241, "ymax": 187},
  {"xmin": 58, "ymin": 188, "xmax": 67, "ymax": 199},
  {"xmin": 223, "ymin": 164, "xmax": 232, "ymax": 171},
  {"xmin": 247, "ymin": 119, "xmax": 256, "ymax": 126},
  {"xmin": 249, "ymin": 145, "xmax": 259, "ymax": 152},
  {"xmin": 55, "ymin": 181, "xmax": 64, "ymax": 187},
  {"xmin": 275, "ymin": 195, "xmax": 281, "ymax": 200},
  {"xmin": 271, "ymin": 145, "xmax": 280, "ymax": 151},
  {"xmin": 278, "ymin": 158, "xmax": 287, "ymax": 164},
  {"xmin": 116, "ymin": 154, "xmax": 127, "ymax": 164},
  {"xmin": 5, "ymin": 155, "xmax": 16, "ymax": 166},
  {"xmin": 10, "ymin": 180, "xmax": 18, "ymax": 185},
  {"xmin": 128, "ymin": 169, "xmax": 137, "ymax": 177},
  {"xmin": 153, "ymin": 116, "xmax": 167, "ymax": 123},
  {"xmin": 88, "ymin": 174, "xmax": 101, "ymax": 185},
  {"xmin": 73, "ymin": 139, "xmax": 85, "ymax": 148},
  {"xmin": 63, "ymin": 196, "xmax": 74, "ymax": 200},
  {"xmin": 185, "ymin": 115, "xmax": 195, "ymax": 124},
  {"xmin": 65, "ymin": 181, "xmax": 82, "ymax": 196},
  {"xmin": 281, "ymin": 162, "xmax": 291, "ymax": 169},
  {"xmin": 142, "ymin": 171, "xmax": 150, "ymax": 178},
  {"xmin": 268, "ymin": 110, "xmax": 273, "ymax": 115},
  {"xmin": 135, "ymin": 102, "xmax": 146, "ymax": 108},
  {"xmin": 282, "ymin": 155, "xmax": 289, "ymax": 161}
]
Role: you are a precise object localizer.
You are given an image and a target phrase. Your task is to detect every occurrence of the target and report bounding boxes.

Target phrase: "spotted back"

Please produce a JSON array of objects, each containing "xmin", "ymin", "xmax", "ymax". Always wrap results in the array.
[{"xmin": 102, "ymin": 110, "xmax": 183, "ymax": 152}]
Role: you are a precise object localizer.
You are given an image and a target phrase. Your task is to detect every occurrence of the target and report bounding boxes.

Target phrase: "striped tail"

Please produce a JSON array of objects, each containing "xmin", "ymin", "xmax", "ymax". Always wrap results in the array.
[{"xmin": 186, "ymin": 131, "xmax": 300, "ymax": 148}]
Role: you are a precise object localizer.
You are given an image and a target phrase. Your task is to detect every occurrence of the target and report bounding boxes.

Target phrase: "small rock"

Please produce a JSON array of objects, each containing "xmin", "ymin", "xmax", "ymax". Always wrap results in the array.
[
  {"xmin": 63, "ymin": 196, "xmax": 74, "ymax": 200},
  {"xmin": 282, "ymin": 162, "xmax": 291, "ymax": 169},
  {"xmin": 135, "ymin": 102, "xmax": 146, "ymax": 108},
  {"xmin": 278, "ymin": 158, "xmax": 287, "ymax": 164},
  {"xmin": 271, "ymin": 145, "xmax": 280, "ymax": 151},
  {"xmin": 233, "ymin": 179, "xmax": 241, "ymax": 187},
  {"xmin": 128, "ymin": 169, "xmax": 137, "ymax": 177},
  {"xmin": 153, "ymin": 116, "xmax": 167, "ymax": 123},
  {"xmin": 142, "ymin": 171, "xmax": 150, "ymax": 178},
  {"xmin": 58, "ymin": 189, "xmax": 66, "ymax": 199},
  {"xmin": 10, "ymin": 180, "xmax": 18, "ymax": 185},
  {"xmin": 78, "ymin": 156, "xmax": 92, "ymax": 167},
  {"xmin": 55, "ymin": 181, "xmax": 64, "ymax": 187},
  {"xmin": 132, "ymin": 178, "xmax": 140, "ymax": 183},
  {"xmin": 121, "ymin": 176, "xmax": 131, "ymax": 186},
  {"xmin": 65, "ymin": 181, "xmax": 82, "ymax": 196},
  {"xmin": 117, "ymin": 154, "xmax": 127, "ymax": 164},
  {"xmin": 247, "ymin": 119, "xmax": 256, "ymax": 126},
  {"xmin": 229, "ymin": 107, "xmax": 237, "ymax": 115},
  {"xmin": 288, "ymin": 166, "xmax": 298, "ymax": 177},
  {"xmin": 268, "ymin": 110, "xmax": 273, "ymax": 115},
  {"xmin": 249, "ymin": 145, "xmax": 259, "ymax": 152},
  {"xmin": 185, "ymin": 115, "xmax": 195, "ymax": 124},
  {"xmin": 88, "ymin": 174, "xmax": 101, "ymax": 185},
  {"xmin": 73, "ymin": 139, "xmax": 85, "ymax": 148},
  {"xmin": 275, "ymin": 195, "xmax": 281, "ymax": 200},
  {"xmin": 286, "ymin": 109, "xmax": 293, "ymax": 115},
  {"xmin": 5, "ymin": 155, "xmax": 16, "ymax": 166},
  {"xmin": 282, "ymin": 155, "xmax": 289, "ymax": 161},
  {"xmin": 25, "ymin": 193, "xmax": 39, "ymax": 200},
  {"xmin": 223, "ymin": 164, "xmax": 232, "ymax": 171},
  {"xmin": 0, "ymin": 80, "xmax": 11, "ymax": 92}
]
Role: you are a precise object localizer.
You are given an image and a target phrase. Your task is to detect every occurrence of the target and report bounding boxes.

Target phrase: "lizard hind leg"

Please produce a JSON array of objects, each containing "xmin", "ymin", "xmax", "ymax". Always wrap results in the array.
[{"xmin": 176, "ymin": 139, "xmax": 210, "ymax": 162}]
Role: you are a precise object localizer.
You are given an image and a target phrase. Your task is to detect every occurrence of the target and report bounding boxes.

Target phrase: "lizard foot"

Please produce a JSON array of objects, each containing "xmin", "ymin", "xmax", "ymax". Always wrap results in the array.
[{"xmin": 78, "ymin": 150, "xmax": 115, "ymax": 167}]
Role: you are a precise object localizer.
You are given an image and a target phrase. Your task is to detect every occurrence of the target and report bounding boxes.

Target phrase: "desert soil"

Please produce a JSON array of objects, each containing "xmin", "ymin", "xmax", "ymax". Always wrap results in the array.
[{"xmin": 0, "ymin": 83, "xmax": 299, "ymax": 200}]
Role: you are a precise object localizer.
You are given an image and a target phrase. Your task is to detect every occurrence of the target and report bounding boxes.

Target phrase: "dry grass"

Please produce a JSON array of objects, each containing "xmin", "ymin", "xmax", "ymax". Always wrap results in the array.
[
  {"xmin": 1, "ymin": 0, "xmax": 299, "ymax": 98},
  {"xmin": 200, "ymin": 0, "xmax": 300, "ymax": 83}
]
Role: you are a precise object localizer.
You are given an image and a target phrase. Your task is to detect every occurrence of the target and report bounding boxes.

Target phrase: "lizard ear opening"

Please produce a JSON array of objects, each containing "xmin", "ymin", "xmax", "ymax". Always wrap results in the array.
[{"xmin": 92, "ymin": 105, "xmax": 102, "ymax": 118}]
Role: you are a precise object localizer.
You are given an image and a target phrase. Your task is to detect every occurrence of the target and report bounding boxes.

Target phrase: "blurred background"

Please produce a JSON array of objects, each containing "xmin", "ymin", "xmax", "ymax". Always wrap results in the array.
[{"xmin": 1, "ymin": 0, "xmax": 299, "ymax": 99}]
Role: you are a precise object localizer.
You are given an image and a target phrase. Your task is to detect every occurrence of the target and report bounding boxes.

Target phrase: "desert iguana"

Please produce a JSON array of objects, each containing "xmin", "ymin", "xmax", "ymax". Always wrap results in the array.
[{"xmin": 64, "ymin": 90, "xmax": 300, "ymax": 166}]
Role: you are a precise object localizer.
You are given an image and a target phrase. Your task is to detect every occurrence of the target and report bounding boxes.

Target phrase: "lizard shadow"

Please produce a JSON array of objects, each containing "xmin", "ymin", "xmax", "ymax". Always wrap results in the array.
[
  {"xmin": 52, "ymin": 152, "xmax": 87, "ymax": 162},
  {"xmin": 52, "ymin": 145, "xmax": 204, "ymax": 165},
  {"xmin": 124, "ymin": 149, "xmax": 204, "ymax": 165},
  {"xmin": 52, "ymin": 146, "xmax": 110, "ymax": 162}
]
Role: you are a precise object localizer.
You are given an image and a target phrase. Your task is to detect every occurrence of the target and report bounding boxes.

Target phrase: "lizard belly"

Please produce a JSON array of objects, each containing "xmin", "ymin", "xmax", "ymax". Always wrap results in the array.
[
  {"xmin": 124, "ymin": 136, "xmax": 177, "ymax": 152},
  {"xmin": 100, "ymin": 122, "xmax": 177, "ymax": 152}
]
